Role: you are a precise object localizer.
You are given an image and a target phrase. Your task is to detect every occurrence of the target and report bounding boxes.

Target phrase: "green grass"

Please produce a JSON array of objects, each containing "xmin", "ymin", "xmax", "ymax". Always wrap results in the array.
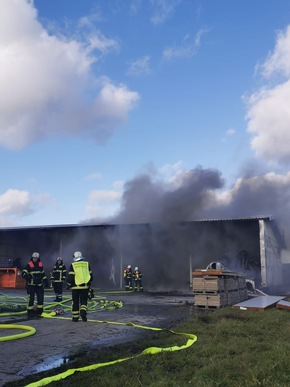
[{"xmin": 5, "ymin": 307, "xmax": 290, "ymax": 387}]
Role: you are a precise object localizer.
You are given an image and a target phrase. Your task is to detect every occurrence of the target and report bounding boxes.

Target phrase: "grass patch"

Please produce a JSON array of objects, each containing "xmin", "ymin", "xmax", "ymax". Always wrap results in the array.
[{"xmin": 5, "ymin": 307, "xmax": 290, "ymax": 387}]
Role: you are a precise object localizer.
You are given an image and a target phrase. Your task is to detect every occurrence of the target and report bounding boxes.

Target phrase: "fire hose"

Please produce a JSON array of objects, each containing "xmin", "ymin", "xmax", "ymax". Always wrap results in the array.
[
  {"xmin": 24, "ymin": 316, "xmax": 197, "ymax": 387},
  {"xmin": 0, "ymin": 324, "xmax": 36, "ymax": 342},
  {"xmin": 0, "ymin": 291, "xmax": 197, "ymax": 387}
]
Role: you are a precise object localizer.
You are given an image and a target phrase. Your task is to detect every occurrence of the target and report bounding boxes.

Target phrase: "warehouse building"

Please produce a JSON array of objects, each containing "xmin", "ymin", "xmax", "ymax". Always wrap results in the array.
[{"xmin": 0, "ymin": 216, "xmax": 288, "ymax": 293}]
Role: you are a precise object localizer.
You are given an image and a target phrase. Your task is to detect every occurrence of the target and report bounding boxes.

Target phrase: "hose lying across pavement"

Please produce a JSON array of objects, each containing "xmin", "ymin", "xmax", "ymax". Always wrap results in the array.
[
  {"xmin": 0, "ymin": 291, "xmax": 197, "ymax": 387},
  {"xmin": 0, "ymin": 323, "xmax": 36, "ymax": 342},
  {"xmin": 25, "ymin": 315, "xmax": 197, "ymax": 387}
]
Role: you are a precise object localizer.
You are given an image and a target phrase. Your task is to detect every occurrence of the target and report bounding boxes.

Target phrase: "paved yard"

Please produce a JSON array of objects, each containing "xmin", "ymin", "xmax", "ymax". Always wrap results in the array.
[{"xmin": 0, "ymin": 289, "xmax": 194, "ymax": 385}]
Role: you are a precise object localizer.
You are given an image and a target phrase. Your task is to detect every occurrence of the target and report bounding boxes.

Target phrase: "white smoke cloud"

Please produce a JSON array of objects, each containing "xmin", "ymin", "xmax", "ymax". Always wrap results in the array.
[
  {"xmin": 0, "ymin": 0, "xmax": 139, "ymax": 149},
  {"xmin": 246, "ymin": 25, "xmax": 290, "ymax": 165}
]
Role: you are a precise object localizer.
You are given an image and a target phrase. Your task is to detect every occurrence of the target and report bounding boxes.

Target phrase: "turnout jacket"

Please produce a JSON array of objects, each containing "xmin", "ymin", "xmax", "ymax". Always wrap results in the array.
[
  {"xmin": 67, "ymin": 259, "xmax": 93, "ymax": 290},
  {"xmin": 22, "ymin": 258, "xmax": 47, "ymax": 286},
  {"xmin": 123, "ymin": 267, "xmax": 132, "ymax": 279},
  {"xmin": 133, "ymin": 269, "xmax": 142, "ymax": 281},
  {"xmin": 51, "ymin": 262, "xmax": 67, "ymax": 283}
]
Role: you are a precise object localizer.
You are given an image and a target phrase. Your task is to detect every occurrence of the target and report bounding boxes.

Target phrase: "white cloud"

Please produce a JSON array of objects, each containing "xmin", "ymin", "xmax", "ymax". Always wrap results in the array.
[
  {"xmin": 84, "ymin": 180, "xmax": 124, "ymax": 221},
  {"xmin": 262, "ymin": 25, "xmax": 290, "ymax": 79},
  {"xmin": 222, "ymin": 128, "xmax": 236, "ymax": 142},
  {"xmin": 163, "ymin": 30, "xmax": 208, "ymax": 60},
  {"xmin": 0, "ymin": 0, "xmax": 139, "ymax": 150},
  {"xmin": 226, "ymin": 128, "xmax": 236, "ymax": 137},
  {"xmin": 112, "ymin": 180, "xmax": 124, "ymax": 190},
  {"xmin": 127, "ymin": 56, "xmax": 151, "ymax": 76},
  {"xmin": 85, "ymin": 172, "xmax": 102, "ymax": 181},
  {"xmin": 0, "ymin": 189, "xmax": 32, "ymax": 216},
  {"xmin": 158, "ymin": 161, "xmax": 184, "ymax": 186},
  {"xmin": 150, "ymin": 0, "xmax": 180, "ymax": 25},
  {"xmin": 130, "ymin": 0, "xmax": 143, "ymax": 15},
  {"xmin": 194, "ymin": 27, "xmax": 210, "ymax": 47},
  {"xmin": 246, "ymin": 24, "xmax": 290, "ymax": 165},
  {"xmin": 85, "ymin": 189, "xmax": 122, "ymax": 219},
  {"xmin": 0, "ymin": 188, "xmax": 55, "ymax": 226},
  {"xmin": 0, "ymin": 189, "xmax": 34, "ymax": 226}
]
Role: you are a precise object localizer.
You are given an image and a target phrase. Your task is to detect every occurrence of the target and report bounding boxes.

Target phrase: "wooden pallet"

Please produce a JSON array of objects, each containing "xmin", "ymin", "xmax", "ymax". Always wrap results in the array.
[
  {"xmin": 195, "ymin": 293, "xmax": 228, "ymax": 308},
  {"xmin": 193, "ymin": 289, "xmax": 226, "ymax": 295},
  {"xmin": 192, "ymin": 269, "xmax": 243, "ymax": 277},
  {"xmin": 195, "ymin": 304, "xmax": 221, "ymax": 310}
]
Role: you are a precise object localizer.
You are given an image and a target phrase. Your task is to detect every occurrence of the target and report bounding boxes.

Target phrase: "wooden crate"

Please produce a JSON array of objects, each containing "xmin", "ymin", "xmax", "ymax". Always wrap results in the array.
[
  {"xmin": 192, "ymin": 277, "xmax": 225, "ymax": 293},
  {"xmin": 195, "ymin": 293, "xmax": 227, "ymax": 307},
  {"xmin": 192, "ymin": 269, "xmax": 248, "ymax": 307}
]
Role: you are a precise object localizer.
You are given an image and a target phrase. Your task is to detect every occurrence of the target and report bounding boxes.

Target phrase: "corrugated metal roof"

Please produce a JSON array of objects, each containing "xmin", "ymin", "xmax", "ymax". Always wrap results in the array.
[
  {"xmin": 193, "ymin": 215, "xmax": 273, "ymax": 222},
  {"xmin": 0, "ymin": 223, "xmax": 112, "ymax": 231},
  {"xmin": 0, "ymin": 216, "xmax": 273, "ymax": 231}
]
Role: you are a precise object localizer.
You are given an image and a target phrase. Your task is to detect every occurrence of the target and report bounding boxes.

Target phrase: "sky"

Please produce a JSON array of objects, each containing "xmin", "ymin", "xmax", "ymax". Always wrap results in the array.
[{"xmin": 2, "ymin": 0, "xmax": 290, "ymax": 240}]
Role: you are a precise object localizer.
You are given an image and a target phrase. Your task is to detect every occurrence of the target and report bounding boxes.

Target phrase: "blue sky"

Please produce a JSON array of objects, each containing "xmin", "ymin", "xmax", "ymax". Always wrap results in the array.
[{"xmin": 1, "ymin": 0, "xmax": 290, "ymax": 228}]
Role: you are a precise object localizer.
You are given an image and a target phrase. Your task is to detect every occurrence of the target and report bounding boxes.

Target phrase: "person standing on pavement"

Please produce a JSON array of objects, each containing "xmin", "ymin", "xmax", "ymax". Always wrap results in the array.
[
  {"xmin": 123, "ymin": 264, "xmax": 133, "ymax": 291},
  {"xmin": 22, "ymin": 252, "xmax": 47, "ymax": 319},
  {"xmin": 66, "ymin": 251, "xmax": 93, "ymax": 322},
  {"xmin": 50, "ymin": 257, "xmax": 67, "ymax": 302},
  {"xmin": 132, "ymin": 266, "xmax": 143, "ymax": 292}
]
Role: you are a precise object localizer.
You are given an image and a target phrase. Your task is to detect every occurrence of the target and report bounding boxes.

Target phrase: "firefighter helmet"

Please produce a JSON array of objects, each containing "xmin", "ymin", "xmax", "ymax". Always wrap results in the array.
[
  {"xmin": 127, "ymin": 265, "xmax": 131, "ymax": 269},
  {"xmin": 73, "ymin": 251, "xmax": 83, "ymax": 262},
  {"xmin": 32, "ymin": 252, "xmax": 40, "ymax": 258},
  {"xmin": 57, "ymin": 257, "xmax": 62, "ymax": 261},
  {"xmin": 135, "ymin": 267, "xmax": 138, "ymax": 271}
]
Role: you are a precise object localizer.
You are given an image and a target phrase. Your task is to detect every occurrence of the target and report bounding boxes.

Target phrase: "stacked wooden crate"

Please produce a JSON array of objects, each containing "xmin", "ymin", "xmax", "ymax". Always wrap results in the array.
[{"xmin": 192, "ymin": 269, "xmax": 248, "ymax": 309}]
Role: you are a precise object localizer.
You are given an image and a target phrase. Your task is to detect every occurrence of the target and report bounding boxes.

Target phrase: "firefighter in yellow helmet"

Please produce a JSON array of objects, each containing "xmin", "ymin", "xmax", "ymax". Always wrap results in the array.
[
  {"xmin": 66, "ymin": 251, "xmax": 93, "ymax": 322},
  {"xmin": 133, "ymin": 266, "xmax": 143, "ymax": 292}
]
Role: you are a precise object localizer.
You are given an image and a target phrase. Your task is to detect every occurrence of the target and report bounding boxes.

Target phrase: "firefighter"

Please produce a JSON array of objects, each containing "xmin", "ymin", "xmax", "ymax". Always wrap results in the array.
[
  {"xmin": 51, "ymin": 257, "xmax": 67, "ymax": 302},
  {"xmin": 133, "ymin": 266, "xmax": 143, "ymax": 292},
  {"xmin": 123, "ymin": 265, "xmax": 133, "ymax": 291},
  {"xmin": 22, "ymin": 252, "xmax": 47, "ymax": 319},
  {"xmin": 66, "ymin": 251, "xmax": 93, "ymax": 322}
]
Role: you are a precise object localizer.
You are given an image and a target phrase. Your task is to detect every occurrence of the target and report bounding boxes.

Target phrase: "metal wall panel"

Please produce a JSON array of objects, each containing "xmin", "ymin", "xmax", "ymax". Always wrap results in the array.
[{"xmin": 259, "ymin": 219, "xmax": 282, "ymax": 289}]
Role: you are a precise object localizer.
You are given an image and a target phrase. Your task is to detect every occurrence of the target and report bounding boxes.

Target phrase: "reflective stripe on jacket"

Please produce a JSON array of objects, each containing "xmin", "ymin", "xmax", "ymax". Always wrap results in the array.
[
  {"xmin": 51, "ymin": 264, "xmax": 67, "ymax": 282},
  {"xmin": 22, "ymin": 259, "xmax": 47, "ymax": 286}
]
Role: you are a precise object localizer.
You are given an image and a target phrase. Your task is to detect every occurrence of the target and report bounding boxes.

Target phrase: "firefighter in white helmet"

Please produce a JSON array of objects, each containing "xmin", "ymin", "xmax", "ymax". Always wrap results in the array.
[
  {"xmin": 22, "ymin": 252, "xmax": 47, "ymax": 319},
  {"xmin": 123, "ymin": 264, "xmax": 133, "ymax": 291},
  {"xmin": 66, "ymin": 251, "xmax": 93, "ymax": 322},
  {"xmin": 133, "ymin": 266, "xmax": 143, "ymax": 292}
]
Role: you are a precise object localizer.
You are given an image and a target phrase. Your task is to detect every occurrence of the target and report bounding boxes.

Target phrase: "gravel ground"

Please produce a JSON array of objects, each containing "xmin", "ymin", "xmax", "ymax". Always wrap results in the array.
[{"xmin": 0, "ymin": 288, "xmax": 195, "ymax": 386}]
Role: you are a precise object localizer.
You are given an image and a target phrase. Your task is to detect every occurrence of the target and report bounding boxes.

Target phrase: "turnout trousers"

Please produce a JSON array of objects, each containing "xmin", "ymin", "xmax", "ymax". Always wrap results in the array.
[
  {"xmin": 27, "ymin": 285, "xmax": 44, "ymax": 317},
  {"xmin": 71, "ymin": 288, "xmax": 88, "ymax": 321},
  {"xmin": 53, "ymin": 282, "xmax": 63, "ymax": 301},
  {"xmin": 125, "ymin": 278, "xmax": 133, "ymax": 291}
]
